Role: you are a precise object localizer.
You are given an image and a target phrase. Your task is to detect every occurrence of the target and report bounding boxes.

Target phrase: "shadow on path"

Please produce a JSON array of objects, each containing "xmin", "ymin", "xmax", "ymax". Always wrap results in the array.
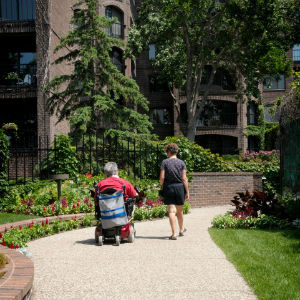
[{"xmin": 135, "ymin": 235, "xmax": 169, "ymax": 240}]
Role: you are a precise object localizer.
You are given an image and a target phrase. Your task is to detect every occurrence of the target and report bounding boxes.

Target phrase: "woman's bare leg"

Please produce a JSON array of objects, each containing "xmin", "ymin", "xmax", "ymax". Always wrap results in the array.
[
  {"xmin": 176, "ymin": 205, "xmax": 184, "ymax": 233},
  {"xmin": 167, "ymin": 204, "xmax": 177, "ymax": 237}
]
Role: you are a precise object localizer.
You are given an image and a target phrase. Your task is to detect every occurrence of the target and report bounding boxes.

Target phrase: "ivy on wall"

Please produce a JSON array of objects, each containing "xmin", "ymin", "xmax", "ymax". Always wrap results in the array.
[{"xmin": 244, "ymin": 103, "xmax": 265, "ymax": 150}]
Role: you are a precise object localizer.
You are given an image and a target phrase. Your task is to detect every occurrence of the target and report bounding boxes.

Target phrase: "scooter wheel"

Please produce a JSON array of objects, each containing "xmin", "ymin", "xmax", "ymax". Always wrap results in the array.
[
  {"xmin": 95, "ymin": 228, "xmax": 99, "ymax": 244},
  {"xmin": 98, "ymin": 236, "xmax": 104, "ymax": 246},
  {"xmin": 128, "ymin": 227, "xmax": 135, "ymax": 243},
  {"xmin": 115, "ymin": 235, "xmax": 120, "ymax": 246}
]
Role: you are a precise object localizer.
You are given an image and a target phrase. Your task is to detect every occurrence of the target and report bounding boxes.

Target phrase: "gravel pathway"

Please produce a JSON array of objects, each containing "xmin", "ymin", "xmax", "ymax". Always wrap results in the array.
[{"xmin": 28, "ymin": 206, "xmax": 257, "ymax": 300}]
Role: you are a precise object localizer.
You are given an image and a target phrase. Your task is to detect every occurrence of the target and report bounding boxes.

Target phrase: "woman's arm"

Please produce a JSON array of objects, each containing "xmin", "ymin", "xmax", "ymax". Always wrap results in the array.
[
  {"xmin": 159, "ymin": 169, "xmax": 165, "ymax": 187},
  {"xmin": 182, "ymin": 169, "xmax": 189, "ymax": 201}
]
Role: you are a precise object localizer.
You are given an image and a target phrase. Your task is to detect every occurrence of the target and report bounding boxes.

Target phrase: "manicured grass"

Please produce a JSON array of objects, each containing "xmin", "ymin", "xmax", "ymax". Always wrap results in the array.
[
  {"xmin": 209, "ymin": 228, "xmax": 300, "ymax": 300},
  {"xmin": 0, "ymin": 213, "xmax": 39, "ymax": 225}
]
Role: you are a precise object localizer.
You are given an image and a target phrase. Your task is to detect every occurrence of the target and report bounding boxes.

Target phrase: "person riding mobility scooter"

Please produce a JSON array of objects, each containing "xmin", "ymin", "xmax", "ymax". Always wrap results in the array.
[{"xmin": 93, "ymin": 162, "xmax": 137, "ymax": 246}]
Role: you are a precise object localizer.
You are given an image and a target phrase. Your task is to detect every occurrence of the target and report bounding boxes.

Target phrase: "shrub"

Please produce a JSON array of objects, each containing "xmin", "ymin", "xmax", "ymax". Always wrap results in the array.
[
  {"xmin": 265, "ymin": 123, "xmax": 279, "ymax": 150},
  {"xmin": 157, "ymin": 136, "xmax": 233, "ymax": 173},
  {"xmin": 211, "ymin": 213, "xmax": 291, "ymax": 229},
  {"xmin": 40, "ymin": 134, "xmax": 79, "ymax": 179},
  {"xmin": 0, "ymin": 129, "xmax": 9, "ymax": 198},
  {"xmin": 277, "ymin": 193, "xmax": 300, "ymax": 220}
]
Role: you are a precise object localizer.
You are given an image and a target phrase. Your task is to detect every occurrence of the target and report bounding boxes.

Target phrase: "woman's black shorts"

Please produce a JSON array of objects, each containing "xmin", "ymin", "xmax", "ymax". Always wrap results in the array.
[{"xmin": 163, "ymin": 183, "xmax": 185, "ymax": 206}]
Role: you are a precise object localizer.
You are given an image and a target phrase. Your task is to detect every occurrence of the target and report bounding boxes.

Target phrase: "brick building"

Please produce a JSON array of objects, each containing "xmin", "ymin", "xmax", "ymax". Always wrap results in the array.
[{"xmin": 0, "ymin": 0, "xmax": 298, "ymax": 154}]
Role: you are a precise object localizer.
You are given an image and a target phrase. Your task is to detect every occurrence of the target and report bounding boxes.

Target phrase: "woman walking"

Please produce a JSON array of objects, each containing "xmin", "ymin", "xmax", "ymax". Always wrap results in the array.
[{"xmin": 160, "ymin": 143, "xmax": 189, "ymax": 240}]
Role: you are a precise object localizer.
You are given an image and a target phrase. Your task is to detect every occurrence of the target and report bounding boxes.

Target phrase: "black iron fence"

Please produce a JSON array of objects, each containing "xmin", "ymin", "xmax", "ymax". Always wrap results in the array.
[{"xmin": 8, "ymin": 135, "xmax": 162, "ymax": 184}]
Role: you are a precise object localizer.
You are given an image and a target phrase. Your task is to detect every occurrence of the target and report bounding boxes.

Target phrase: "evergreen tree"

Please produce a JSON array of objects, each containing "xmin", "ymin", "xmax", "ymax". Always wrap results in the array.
[{"xmin": 45, "ymin": 0, "xmax": 152, "ymax": 140}]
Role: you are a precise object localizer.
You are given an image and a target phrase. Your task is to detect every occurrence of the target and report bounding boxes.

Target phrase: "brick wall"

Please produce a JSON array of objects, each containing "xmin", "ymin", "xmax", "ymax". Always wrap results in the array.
[{"xmin": 189, "ymin": 172, "xmax": 262, "ymax": 207}]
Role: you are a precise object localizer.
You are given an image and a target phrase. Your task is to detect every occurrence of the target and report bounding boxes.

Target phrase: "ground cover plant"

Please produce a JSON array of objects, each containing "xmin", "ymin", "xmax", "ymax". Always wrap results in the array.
[
  {"xmin": 209, "ymin": 228, "xmax": 300, "ymax": 300},
  {"xmin": 0, "ymin": 215, "xmax": 95, "ymax": 249}
]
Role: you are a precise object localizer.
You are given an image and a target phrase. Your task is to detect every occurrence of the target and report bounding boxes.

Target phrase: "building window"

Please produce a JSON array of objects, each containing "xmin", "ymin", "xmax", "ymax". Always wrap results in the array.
[
  {"xmin": 200, "ymin": 66, "xmax": 236, "ymax": 91},
  {"xmin": 149, "ymin": 76, "xmax": 168, "ymax": 92},
  {"xmin": 263, "ymin": 74, "xmax": 285, "ymax": 90},
  {"xmin": 149, "ymin": 44, "xmax": 156, "ymax": 60},
  {"xmin": 247, "ymin": 101, "xmax": 257, "ymax": 125},
  {"xmin": 150, "ymin": 108, "xmax": 172, "ymax": 125},
  {"xmin": 110, "ymin": 48, "xmax": 124, "ymax": 74},
  {"xmin": 264, "ymin": 106, "xmax": 280, "ymax": 122},
  {"xmin": 197, "ymin": 100, "xmax": 237, "ymax": 127},
  {"xmin": 0, "ymin": 0, "xmax": 35, "ymax": 21},
  {"xmin": 105, "ymin": 6, "xmax": 124, "ymax": 39},
  {"xmin": 293, "ymin": 44, "xmax": 300, "ymax": 62},
  {"xmin": 0, "ymin": 51, "xmax": 36, "ymax": 87}
]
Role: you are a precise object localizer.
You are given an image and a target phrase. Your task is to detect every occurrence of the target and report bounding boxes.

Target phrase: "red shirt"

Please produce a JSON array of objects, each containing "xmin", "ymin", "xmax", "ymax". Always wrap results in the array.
[{"xmin": 96, "ymin": 176, "xmax": 136, "ymax": 200}]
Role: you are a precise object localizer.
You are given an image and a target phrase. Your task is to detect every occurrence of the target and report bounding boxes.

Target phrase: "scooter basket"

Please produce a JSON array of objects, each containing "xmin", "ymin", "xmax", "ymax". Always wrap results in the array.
[{"xmin": 98, "ymin": 190, "xmax": 128, "ymax": 229}]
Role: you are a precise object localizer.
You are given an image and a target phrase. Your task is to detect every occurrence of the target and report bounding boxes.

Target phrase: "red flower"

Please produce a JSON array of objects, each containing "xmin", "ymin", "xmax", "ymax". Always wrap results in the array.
[
  {"xmin": 74, "ymin": 216, "xmax": 77, "ymax": 221},
  {"xmin": 10, "ymin": 226, "xmax": 13, "ymax": 229},
  {"xmin": 72, "ymin": 204, "xmax": 76, "ymax": 209},
  {"xmin": 89, "ymin": 202, "xmax": 93, "ymax": 207},
  {"xmin": 46, "ymin": 219, "xmax": 49, "ymax": 225},
  {"xmin": 4, "ymin": 228, "xmax": 7, "ymax": 232},
  {"xmin": 43, "ymin": 206, "xmax": 46, "ymax": 211},
  {"xmin": 84, "ymin": 197, "xmax": 89, "ymax": 204},
  {"xmin": 15, "ymin": 244, "xmax": 19, "ymax": 249},
  {"xmin": 28, "ymin": 223, "xmax": 32, "ymax": 228},
  {"xmin": 19, "ymin": 225, "xmax": 22, "ymax": 230},
  {"xmin": 86, "ymin": 173, "xmax": 93, "ymax": 178},
  {"xmin": 42, "ymin": 220, "xmax": 45, "ymax": 226},
  {"xmin": 52, "ymin": 205, "xmax": 55, "ymax": 211},
  {"xmin": 59, "ymin": 217, "xmax": 62, "ymax": 222},
  {"xmin": 76, "ymin": 202, "xmax": 80, "ymax": 207},
  {"xmin": 9, "ymin": 242, "xmax": 14, "ymax": 249},
  {"xmin": 1, "ymin": 240, "xmax": 6, "ymax": 246},
  {"xmin": 0, "ymin": 233, "xmax": 2, "ymax": 238}
]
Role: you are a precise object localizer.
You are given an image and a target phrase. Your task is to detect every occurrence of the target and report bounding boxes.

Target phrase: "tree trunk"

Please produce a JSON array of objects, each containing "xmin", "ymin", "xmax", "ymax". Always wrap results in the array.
[{"xmin": 186, "ymin": 115, "xmax": 197, "ymax": 141}]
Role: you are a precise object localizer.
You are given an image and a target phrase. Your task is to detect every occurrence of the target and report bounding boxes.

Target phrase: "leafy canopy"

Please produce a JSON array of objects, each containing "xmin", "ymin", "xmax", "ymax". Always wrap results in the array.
[
  {"xmin": 45, "ymin": 0, "xmax": 153, "ymax": 140},
  {"xmin": 127, "ymin": 0, "xmax": 299, "ymax": 141}
]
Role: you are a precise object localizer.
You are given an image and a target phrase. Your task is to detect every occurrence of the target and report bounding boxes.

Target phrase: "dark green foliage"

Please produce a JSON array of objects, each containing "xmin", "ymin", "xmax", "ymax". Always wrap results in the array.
[
  {"xmin": 158, "ymin": 136, "xmax": 232, "ymax": 173},
  {"xmin": 127, "ymin": 0, "xmax": 299, "ymax": 141},
  {"xmin": 277, "ymin": 193, "xmax": 300, "ymax": 220},
  {"xmin": 0, "ymin": 129, "xmax": 9, "ymax": 197},
  {"xmin": 265, "ymin": 123, "xmax": 279, "ymax": 150},
  {"xmin": 45, "ymin": 0, "xmax": 152, "ymax": 140},
  {"xmin": 40, "ymin": 134, "xmax": 79, "ymax": 179}
]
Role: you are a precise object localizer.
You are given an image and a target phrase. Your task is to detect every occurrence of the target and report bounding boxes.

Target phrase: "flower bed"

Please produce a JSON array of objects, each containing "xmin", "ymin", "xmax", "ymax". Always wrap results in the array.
[{"xmin": 0, "ymin": 215, "xmax": 95, "ymax": 249}]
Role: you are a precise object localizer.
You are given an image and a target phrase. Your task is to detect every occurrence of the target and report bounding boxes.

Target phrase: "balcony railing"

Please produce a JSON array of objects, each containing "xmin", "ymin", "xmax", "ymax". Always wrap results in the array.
[
  {"xmin": 106, "ymin": 22, "xmax": 123, "ymax": 39},
  {"xmin": 0, "ymin": 64, "xmax": 37, "ymax": 88},
  {"xmin": 197, "ymin": 113, "xmax": 238, "ymax": 127},
  {"xmin": 0, "ymin": 0, "xmax": 35, "ymax": 22}
]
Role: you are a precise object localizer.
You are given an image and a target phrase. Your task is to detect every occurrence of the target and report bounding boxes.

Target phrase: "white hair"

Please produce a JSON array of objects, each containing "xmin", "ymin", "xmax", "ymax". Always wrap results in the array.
[{"xmin": 104, "ymin": 162, "xmax": 118, "ymax": 177}]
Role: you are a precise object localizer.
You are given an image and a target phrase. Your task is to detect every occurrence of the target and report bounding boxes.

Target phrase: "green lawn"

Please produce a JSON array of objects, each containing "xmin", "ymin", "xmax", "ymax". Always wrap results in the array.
[
  {"xmin": 209, "ymin": 228, "xmax": 300, "ymax": 300},
  {"xmin": 0, "ymin": 213, "xmax": 40, "ymax": 225}
]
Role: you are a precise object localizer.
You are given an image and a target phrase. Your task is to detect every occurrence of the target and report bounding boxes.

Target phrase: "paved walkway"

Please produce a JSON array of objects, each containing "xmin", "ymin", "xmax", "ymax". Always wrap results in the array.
[{"xmin": 28, "ymin": 206, "xmax": 257, "ymax": 300}]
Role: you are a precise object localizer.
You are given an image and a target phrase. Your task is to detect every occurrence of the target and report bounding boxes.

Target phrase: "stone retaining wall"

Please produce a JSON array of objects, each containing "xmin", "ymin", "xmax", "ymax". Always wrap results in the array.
[{"xmin": 189, "ymin": 172, "xmax": 263, "ymax": 207}]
